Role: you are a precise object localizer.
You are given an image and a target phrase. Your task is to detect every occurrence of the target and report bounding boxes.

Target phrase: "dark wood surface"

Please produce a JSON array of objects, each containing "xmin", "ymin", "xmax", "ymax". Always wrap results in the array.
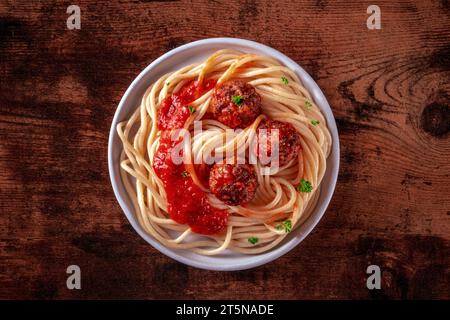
[{"xmin": 1, "ymin": 0, "xmax": 449, "ymax": 299}]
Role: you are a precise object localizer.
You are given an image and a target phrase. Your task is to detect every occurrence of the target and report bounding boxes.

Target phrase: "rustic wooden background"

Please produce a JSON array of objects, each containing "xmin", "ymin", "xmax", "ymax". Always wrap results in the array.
[{"xmin": 1, "ymin": 0, "xmax": 449, "ymax": 299}]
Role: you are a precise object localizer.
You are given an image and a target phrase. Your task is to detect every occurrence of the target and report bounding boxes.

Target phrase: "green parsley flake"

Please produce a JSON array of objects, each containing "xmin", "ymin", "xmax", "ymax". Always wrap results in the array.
[
  {"xmin": 311, "ymin": 120, "xmax": 320, "ymax": 126},
  {"xmin": 166, "ymin": 82, "xmax": 170, "ymax": 86},
  {"xmin": 276, "ymin": 220, "xmax": 292, "ymax": 233},
  {"xmin": 248, "ymin": 237, "xmax": 259, "ymax": 245},
  {"xmin": 181, "ymin": 171, "xmax": 190, "ymax": 178},
  {"xmin": 281, "ymin": 76, "xmax": 289, "ymax": 85},
  {"xmin": 231, "ymin": 95, "xmax": 244, "ymax": 106},
  {"xmin": 297, "ymin": 179, "xmax": 313, "ymax": 193},
  {"xmin": 188, "ymin": 105, "xmax": 196, "ymax": 114},
  {"xmin": 305, "ymin": 100, "xmax": 313, "ymax": 108}
]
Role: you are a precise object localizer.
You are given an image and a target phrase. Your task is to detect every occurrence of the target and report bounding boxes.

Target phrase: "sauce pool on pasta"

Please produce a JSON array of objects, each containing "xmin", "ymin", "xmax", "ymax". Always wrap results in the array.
[{"xmin": 153, "ymin": 80, "xmax": 228, "ymax": 235}]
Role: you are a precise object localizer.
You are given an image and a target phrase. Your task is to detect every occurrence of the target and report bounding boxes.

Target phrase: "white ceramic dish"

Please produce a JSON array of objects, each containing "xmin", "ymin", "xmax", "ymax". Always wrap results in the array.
[{"xmin": 108, "ymin": 38, "xmax": 340, "ymax": 271}]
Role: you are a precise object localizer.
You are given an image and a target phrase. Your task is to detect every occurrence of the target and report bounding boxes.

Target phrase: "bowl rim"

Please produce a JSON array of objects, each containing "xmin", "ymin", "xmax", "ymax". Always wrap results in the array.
[{"xmin": 108, "ymin": 37, "xmax": 340, "ymax": 271}]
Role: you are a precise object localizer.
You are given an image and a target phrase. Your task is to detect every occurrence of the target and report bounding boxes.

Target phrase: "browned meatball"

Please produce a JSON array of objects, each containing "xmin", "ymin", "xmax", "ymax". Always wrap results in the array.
[
  {"xmin": 210, "ymin": 80, "xmax": 262, "ymax": 129},
  {"xmin": 209, "ymin": 164, "xmax": 258, "ymax": 206},
  {"xmin": 256, "ymin": 120, "xmax": 302, "ymax": 167}
]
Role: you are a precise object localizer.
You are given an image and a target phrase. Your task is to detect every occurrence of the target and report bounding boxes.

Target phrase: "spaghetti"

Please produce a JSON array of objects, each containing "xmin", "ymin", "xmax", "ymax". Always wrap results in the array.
[{"xmin": 117, "ymin": 50, "xmax": 332, "ymax": 255}]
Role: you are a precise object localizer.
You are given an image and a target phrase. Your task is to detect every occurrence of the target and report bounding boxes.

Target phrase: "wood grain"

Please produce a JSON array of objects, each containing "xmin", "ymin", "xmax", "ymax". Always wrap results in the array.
[{"xmin": 1, "ymin": 0, "xmax": 449, "ymax": 299}]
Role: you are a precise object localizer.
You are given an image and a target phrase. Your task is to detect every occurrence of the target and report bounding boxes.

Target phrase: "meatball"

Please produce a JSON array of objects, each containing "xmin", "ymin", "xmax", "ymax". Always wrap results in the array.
[
  {"xmin": 209, "ymin": 164, "xmax": 258, "ymax": 206},
  {"xmin": 210, "ymin": 80, "xmax": 262, "ymax": 129},
  {"xmin": 256, "ymin": 120, "xmax": 301, "ymax": 167}
]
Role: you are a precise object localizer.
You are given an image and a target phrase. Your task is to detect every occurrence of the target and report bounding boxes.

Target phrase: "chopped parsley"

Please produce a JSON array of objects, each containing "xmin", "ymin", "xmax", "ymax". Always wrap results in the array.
[
  {"xmin": 232, "ymin": 95, "xmax": 244, "ymax": 106},
  {"xmin": 276, "ymin": 220, "xmax": 292, "ymax": 233},
  {"xmin": 166, "ymin": 82, "xmax": 170, "ymax": 86},
  {"xmin": 181, "ymin": 171, "xmax": 190, "ymax": 178},
  {"xmin": 305, "ymin": 100, "xmax": 313, "ymax": 108},
  {"xmin": 281, "ymin": 76, "xmax": 289, "ymax": 85},
  {"xmin": 297, "ymin": 179, "xmax": 313, "ymax": 193},
  {"xmin": 188, "ymin": 105, "xmax": 196, "ymax": 114},
  {"xmin": 311, "ymin": 120, "xmax": 320, "ymax": 126},
  {"xmin": 248, "ymin": 237, "xmax": 259, "ymax": 245}
]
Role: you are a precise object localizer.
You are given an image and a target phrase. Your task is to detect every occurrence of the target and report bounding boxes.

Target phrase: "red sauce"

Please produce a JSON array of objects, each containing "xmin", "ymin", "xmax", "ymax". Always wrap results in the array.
[
  {"xmin": 157, "ymin": 79, "xmax": 216, "ymax": 130},
  {"xmin": 153, "ymin": 79, "xmax": 228, "ymax": 235}
]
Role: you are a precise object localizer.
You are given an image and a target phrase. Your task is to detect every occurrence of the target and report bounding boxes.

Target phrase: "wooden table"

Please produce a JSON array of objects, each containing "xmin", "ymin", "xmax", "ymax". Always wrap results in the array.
[{"xmin": 1, "ymin": 0, "xmax": 449, "ymax": 299}]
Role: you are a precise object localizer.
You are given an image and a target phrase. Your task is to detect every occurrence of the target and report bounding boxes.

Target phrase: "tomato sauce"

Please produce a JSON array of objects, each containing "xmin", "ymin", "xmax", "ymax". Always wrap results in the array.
[{"xmin": 153, "ymin": 79, "xmax": 228, "ymax": 235}]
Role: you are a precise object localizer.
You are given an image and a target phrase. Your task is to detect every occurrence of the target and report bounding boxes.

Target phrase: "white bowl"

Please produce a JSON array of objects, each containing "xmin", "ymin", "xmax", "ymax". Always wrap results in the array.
[{"xmin": 108, "ymin": 38, "xmax": 340, "ymax": 271}]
